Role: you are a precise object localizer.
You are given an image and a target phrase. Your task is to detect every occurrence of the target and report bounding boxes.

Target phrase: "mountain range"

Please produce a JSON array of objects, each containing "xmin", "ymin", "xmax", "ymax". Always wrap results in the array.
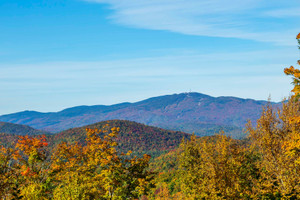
[{"xmin": 0, "ymin": 92, "xmax": 278, "ymax": 138}]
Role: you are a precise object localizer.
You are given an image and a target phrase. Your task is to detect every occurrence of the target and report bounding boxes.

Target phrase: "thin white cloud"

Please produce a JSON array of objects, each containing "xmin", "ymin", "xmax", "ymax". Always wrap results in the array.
[
  {"xmin": 0, "ymin": 47, "xmax": 295, "ymax": 115},
  {"xmin": 84, "ymin": 0, "xmax": 300, "ymax": 45},
  {"xmin": 263, "ymin": 8, "xmax": 300, "ymax": 18},
  {"xmin": 0, "ymin": 47, "xmax": 296, "ymax": 101}
]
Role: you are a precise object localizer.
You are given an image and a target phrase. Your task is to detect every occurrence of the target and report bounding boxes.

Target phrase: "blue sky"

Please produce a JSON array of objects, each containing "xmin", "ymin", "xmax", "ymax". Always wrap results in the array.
[{"xmin": 0, "ymin": 0, "xmax": 299, "ymax": 115}]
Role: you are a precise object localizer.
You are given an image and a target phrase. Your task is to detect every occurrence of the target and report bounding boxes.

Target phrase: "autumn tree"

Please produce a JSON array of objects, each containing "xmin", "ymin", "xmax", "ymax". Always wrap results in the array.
[
  {"xmin": 284, "ymin": 33, "xmax": 300, "ymax": 97},
  {"xmin": 247, "ymin": 100, "xmax": 300, "ymax": 199},
  {"xmin": 245, "ymin": 33, "xmax": 300, "ymax": 199},
  {"xmin": 14, "ymin": 135, "xmax": 51, "ymax": 199},
  {"xmin": 0, "ymin": 124, "xmax": 155, "ymax": 199},
  {"xmin": 282, "ymin": 33, "xmax": 300, "ymax": 167},
  {"xmin": 51, "ymin": 125, "xmax": 155, "ymax": 199},
  {"xmin": 179, "ymin": 134, "xmax": 258, "ymax": 199},
  {"xmin": 0, "ymin": 144, "xmax": 20, "ymax": 199}
]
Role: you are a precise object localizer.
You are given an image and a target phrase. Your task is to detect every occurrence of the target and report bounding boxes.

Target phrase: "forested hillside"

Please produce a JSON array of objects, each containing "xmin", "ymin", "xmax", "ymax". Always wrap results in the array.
[
  {"xmin": 0, "ymin": 122, "xmax": 49, "ymax": 136},
  {"xmin": 0, "ymin": 120, "xmax": 191, "ymax": 158},
  {"xmin": 0, "ymin": 122, "xmax": 51, "ymax": 148},
  {"xmin": 0, "ymin": 126, "xmax": 157, "ymax": 199},
  {"xmin": 51, "ymin": 120, "xmax": 191, "ymax": 158}
]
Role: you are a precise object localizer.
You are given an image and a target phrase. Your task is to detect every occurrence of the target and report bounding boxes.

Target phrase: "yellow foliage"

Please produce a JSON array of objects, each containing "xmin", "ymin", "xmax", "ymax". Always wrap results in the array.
[
  {"xmin": 179, "ymin": 133, "xmax": 257, "ymax": 199},
  {"xmin": 247, "ymin": 98, "xmax": 300, "ymax": 198},
  {"xmin": 284, "ymin": 33, "xmax": 300, "ymax": 97},
  {"xmin": 20, "ymin": 183, "xmax": 47, "ymax": 200},
  {"xmin": 50, "ymin": 125, "xmax": 155, "ymax": 199}
]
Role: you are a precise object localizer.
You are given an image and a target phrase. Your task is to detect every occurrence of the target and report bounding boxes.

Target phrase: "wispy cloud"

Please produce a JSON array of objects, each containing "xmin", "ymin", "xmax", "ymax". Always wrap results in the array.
[
  {"xmin": 263, "ymin": 7, "xmax": 300, "ymax": 18},
  {"xmin": 0, "ymin": 47, "xmax": 296, "ymax": 114},
  {"xmin": 84, "ymin": 0, "xmax": 300, "ymax": 45}
]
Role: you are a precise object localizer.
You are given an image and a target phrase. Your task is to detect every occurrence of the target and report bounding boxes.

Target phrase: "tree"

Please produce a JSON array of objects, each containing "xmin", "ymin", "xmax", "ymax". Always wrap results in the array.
[
  {"xmin": 15, "ymin": 135, "xmax": 51, "ymax": 200},
  {"xmin": 246, "ymin": 33, "xmax": 300, "ymax": 199},
  {"xmin": 284, "ymin": 33, "xmax": 300, "ymax": 97},
  {"xmin": 179, "ymin": 134, "xmax": 258, "ymax": 199},
  {"xmin": 0, "ymin": 124, "xmax": 155, "ymax": 199},
  {"xmin": 51, "ymin": 126, "xmax": 155, "ymax": 199},
  {"xmin": 0, "ymin": 145, "xmax": 20, "ymax": 199},
  {"xmin": 247, "ymin": 100, "xmax": 300, "ymax": 199}
]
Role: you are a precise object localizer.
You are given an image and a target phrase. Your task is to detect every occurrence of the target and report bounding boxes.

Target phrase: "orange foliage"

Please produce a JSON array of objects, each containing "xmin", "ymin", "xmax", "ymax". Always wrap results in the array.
[{"xmin": 284, "ymin": 33, "xmax": 300, "ymax": 97}]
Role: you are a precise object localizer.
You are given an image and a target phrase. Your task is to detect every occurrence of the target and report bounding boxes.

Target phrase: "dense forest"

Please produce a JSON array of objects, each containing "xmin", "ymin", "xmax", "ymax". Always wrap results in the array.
[
  {"xmin": 0, "ymin": 120, "xmax": 191, "ymax": 158},
  {"xmin": 0, "ymin": 33, "xmax": 300, "ymax": 199},
  {"xmin": 51, "ymin": 120, "xmax": 191, "ymax": 158},
  {"xmin": 0, "ymin": 122, "xmax": 50, "ymax": 136}
]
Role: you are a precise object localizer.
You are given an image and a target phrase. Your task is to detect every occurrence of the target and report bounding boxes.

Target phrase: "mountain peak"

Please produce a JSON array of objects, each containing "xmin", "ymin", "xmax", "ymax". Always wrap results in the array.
[{"xmin": 0, "ymin": 92, "xmax": 277, "ymax": 138}]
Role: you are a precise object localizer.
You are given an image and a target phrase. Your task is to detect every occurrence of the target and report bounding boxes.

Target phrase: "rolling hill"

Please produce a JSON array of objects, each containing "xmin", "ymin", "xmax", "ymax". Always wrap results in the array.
[
  {"xmin": 0, "ymin": 92, "xmax": 279, "ymax": 137},
  {"xmin": 0, "ymin": 121, "xmax": 50, "ymax": 147},
  {"xmin": 50, "ymin": 120, "xmax": 191, "ymax": 158},
  {"xmin": 0, "ymin": 121, "xmax": 49, "ymax": 136}
]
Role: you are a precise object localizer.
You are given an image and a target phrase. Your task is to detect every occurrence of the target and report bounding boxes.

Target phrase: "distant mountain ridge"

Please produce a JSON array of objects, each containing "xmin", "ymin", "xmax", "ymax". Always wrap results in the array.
[{"xmin": 0, "ymin": 92, "xmax": 279, "ymax": 137}]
